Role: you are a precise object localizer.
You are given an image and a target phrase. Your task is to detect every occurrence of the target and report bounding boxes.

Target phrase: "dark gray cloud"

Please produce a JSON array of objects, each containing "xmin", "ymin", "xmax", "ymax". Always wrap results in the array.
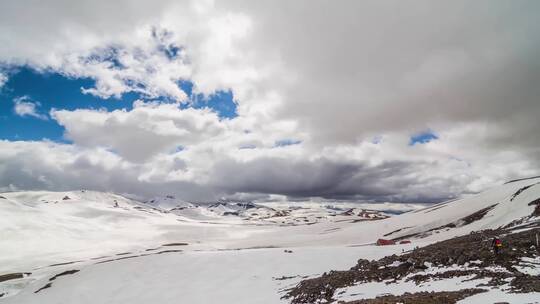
[{"xmin": 209, "ymin": 157, "xmax": 473, "ymax": 203}]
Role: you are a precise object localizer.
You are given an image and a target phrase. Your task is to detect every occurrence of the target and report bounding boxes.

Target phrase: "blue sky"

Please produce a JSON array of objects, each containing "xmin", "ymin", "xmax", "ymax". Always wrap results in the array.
[
  {"xmin": 0, "ymin": 67, "xmax": 237, "ymax": 142},
  {"xmin": 274, "ymin": 139, "xmax": 302, "ymax": 147},
  {"xmin": 0, "ymin": 68, "xmax": 138, "ymax": 142},
  {"xmin": 0, "ymin": 67, "xmax": 438, "ymax": 147},
  {"xmin": 409, "ymin": 131, "xmax": 439, "ymax": 146},
  {"xmin": 179, "ymin": 80, "xmax": 238, "ymax": 119}
]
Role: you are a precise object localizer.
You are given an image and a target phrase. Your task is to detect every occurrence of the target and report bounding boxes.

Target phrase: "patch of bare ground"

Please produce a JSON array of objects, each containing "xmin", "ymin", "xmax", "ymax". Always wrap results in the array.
[
  {"xmin": 95, "ymin": 249, "xmax": 183, "ymax": 265},
  {"xmin": 502, "ymin": 199, "xmax": 540, "ymax": 229},
  {"xmin": 48, "ymin": 260, "xmax": 82, "ymax": 267},
  {"xmin": 406, "ymin": 269, "xmax": 512, "ymax": 287},
  {"xmin": 339, "ymin": 289, "xmax": 487, "ymax": 304},
  {"xmin": 49, "ymin": 270, "xmax": 79, "ymax": 281},
  {"xmin": 155, "ymin": 249, "xmax": 183, "ymax": 254},
  {"xmin": 510, "ymin": 183, "xmax": 539, "ymax": 201},
  {"xmin": 423, "ymin": 204, "xmax": 448, "ymax": 214},
  {"xmin": 392, "ymin": 204, "xmax": 497, "ymax": 241},
  {"xmin": 34, "ymin": 283, "xmax": 52, "ymax": 293},
  {"xmin": 145, "ymin": 247, "xmax": 161, "ymax": 251},
  {"xmin": 528, "ymin": 198, "xmax": 540, "ymax": 216},
  {"xmin": 90, "ymin": 255, "xmax": 111, "ymax": 260},
  {"xmin": 383, "ymin": 227, "xmax": 413, "ymax": 237},
  {"xmin": 284, "ymin": 228, "xmax": 540, "ymax": 304},
  {"xmin": 412, "ymin": 200, "xmax": 453, "ymax": 214},
  {"xmin": 161, "ymin": 242, "xmax": 188, "ymax": 246},
  {"xmin": 95, "ymin": 254, "xmax": 147, "ymax": 265},
  {"xmin": 35, "ymin": 270, "xmax": 80, "ymax": 293},
  {"xmin": 342, "ymin": 289, "xmax": 486, "ymax": 304},
  {"xmin": 510, "ymin": 274, "xmax": 540, "ymax": 293},
  {"xmin": 0, "ymin": 272, "xmax": 31, "ymax": 283},
  {"xmin": 460, "ymin": 204, "xmax": 497, "ymax": 225},
  {"xmin": 274, "ymin": 275, "xmax": 310, "ymax": 281},
  {"xmin": 505, "ymin": 176, "xmax": 540, "ymax": 184}
]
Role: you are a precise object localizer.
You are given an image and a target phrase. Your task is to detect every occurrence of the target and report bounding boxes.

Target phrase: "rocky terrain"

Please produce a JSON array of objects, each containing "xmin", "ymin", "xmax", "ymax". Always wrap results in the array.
[
  {"xmin": 284, "ymin": 227, "xmax": 540, "ymax": 303},
  {"xmin": 341, "ymin": 289, "xmax": 487, "ymax": 304}
]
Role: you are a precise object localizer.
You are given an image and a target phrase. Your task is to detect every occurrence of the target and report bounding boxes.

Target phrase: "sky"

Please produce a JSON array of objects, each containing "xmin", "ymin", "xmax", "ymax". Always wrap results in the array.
[{"xmin": 0, "ymin": 0, "xmax": 539, "ymax": 203}]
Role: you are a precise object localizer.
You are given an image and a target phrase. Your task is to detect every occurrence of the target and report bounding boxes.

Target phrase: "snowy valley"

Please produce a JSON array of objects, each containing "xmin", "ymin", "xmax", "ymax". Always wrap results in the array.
[{"xmin": 1, "ymin": 177, "xmax": 540, "ymax": 303}]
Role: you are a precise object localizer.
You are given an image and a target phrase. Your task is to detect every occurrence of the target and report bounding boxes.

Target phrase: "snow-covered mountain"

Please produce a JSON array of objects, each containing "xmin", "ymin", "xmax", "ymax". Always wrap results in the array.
[
  {"xmin": 0, "ymin": 191, "xmax": 391, "ymax": 273},
  {"xmin": 0, "ymin": 190, "xmax": 187, "ymax": 272},
  {"xmin": 144, "ymin": 195, "xmax": 195, "ymax": 210},
  {"xmin": 356, "ymin": 176, "xmax": 540, "ymax": 243},
  {"xmin": 141, "ymin": 195, "xmax": 391, "ymax": 224},
  {"xmin": 1, "ymin": 178, "xmax": 539, "ymax": 303}
]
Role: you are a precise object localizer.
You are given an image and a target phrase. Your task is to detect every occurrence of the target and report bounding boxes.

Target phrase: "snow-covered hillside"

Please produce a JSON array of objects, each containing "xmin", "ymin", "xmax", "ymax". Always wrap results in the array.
[
  {"xmin": 0, "ymin": 190, "xmax": 392, "ymax": 274},
  {"xmin": 0, "ymin": 190, "xmax": 194, "ymax": 273},
  {"xmin": 1, "ymin": 178, "xmax": 540, "ymax": 303},
  {"xmin": 328, "ymin": 176, "xmax": 540, "ymax": 245},
  {"xmin": 143, "ymin": 196, "xmax": 392, "ymax": 225}
]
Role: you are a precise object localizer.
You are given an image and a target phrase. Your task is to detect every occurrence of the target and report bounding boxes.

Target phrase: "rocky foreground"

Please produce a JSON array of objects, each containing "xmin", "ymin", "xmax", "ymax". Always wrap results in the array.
[{"xmin": 284, "ymin": 227, "xmax": 540, "ymax": 303}]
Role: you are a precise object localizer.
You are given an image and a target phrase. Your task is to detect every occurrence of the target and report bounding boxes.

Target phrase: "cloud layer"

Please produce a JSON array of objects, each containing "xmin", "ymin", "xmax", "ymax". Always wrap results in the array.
[
  {"xmin": 0, "ymin": 0, "xmax": 539, "ymax": 203},
  {"xmin": 13, "ymin": 96, "xmax": 48, "ymax": 120}
]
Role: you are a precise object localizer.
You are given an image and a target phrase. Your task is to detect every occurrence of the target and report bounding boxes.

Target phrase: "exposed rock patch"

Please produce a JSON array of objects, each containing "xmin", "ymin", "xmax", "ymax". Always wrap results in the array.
[
  {"xmin": 155, "ymin": 249, "xmax": 183, "ymax": 254},
  {"xmin": 510, "ymin": 274, "xmax": 540, "ymax": 293},
  {"xmin": 34, "ymin": 283, "xmax": 52, "ymax": 293},
  {"xmin": 284, "ymin": 228, "xmax": 540, "ymax": 304},
  {"xmin": 49, "ymin": 270, "xmax": 80, "ymax": 281},
  {"xmin": 0, "ymin": 272, "xmax": 31, "ymax": 283},
  {"xmin": 528, "ymin": 198, "xmax": 540, "ymax": 217},
  {"xmin": 459, "ymin": 204, "xmax": 497, "ymax": 225},
  {"xmin": 510, "ymin": 183, "xmax": 539, "ymax": 201},
  {"xmin": 383, "ymin": 227, "xmax": 413, "ymax": 237},
  {"xmin": 393, "ymin": 205, "xmax": 497, "ymax": 241},
  {"xmin": 340, "ymin": 289, "xmax": 487, "ymax": 304},
  {"xmin": 35, "ymin": 270, "xmax": 80, "ymax": 293},
  {"xmin": 48, "ymin": 260, "xmax": 82, "ymax": 267},
  {"xmin": 162, "ymin": 242, "xmax": 188, "ymax": 247}
]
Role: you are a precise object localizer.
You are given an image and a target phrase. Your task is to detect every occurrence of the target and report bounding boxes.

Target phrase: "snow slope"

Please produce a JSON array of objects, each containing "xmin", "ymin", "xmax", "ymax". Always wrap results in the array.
[
  {"xmin": 0, "ymin": 190, "xmax": 269, "ymax": 273},
  {"xmin": 0, "ymin": 190, "xmax": 392, "ymax": 274},
  {"xmin": 1, "ymin": 246, "xmax": 409, "ymax": 304},
  {"xmin": 1, "ymin": 178, "xmax": 540, "ymax": 303},
  {"xmin": 289, "ymin": 176, "xmax": 540, "ymax": 247}
]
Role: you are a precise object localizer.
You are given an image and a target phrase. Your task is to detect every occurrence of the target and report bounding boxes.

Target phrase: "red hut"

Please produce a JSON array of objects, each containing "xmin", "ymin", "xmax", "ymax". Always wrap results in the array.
[{"xmin": 376, "ymin": 238, "xmax": 396, "ymax": 246}]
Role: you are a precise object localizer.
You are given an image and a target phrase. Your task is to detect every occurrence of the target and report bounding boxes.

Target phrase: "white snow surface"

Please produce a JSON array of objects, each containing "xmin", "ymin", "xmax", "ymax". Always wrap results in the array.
[
  {"xmin": 2, "ymin": 246, "xmax": 405, "ymax": 304},
  {"xmin": 1, "ymin": 177, "xmax": 540, "ymax": 303}
]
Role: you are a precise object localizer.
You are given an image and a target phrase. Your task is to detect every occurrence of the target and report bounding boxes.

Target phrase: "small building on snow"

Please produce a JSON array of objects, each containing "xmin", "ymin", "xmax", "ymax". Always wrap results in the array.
[{"xmin": 376, "ymin": 238, "xmax": 396, "ymax": 246}]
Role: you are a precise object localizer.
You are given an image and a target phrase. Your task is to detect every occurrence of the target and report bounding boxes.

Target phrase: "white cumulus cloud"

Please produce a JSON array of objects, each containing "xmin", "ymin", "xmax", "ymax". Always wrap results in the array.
[
  {"xmin": 13, "ymin": 96, "xmax": 48, "ymax": 120},
  {"xmin": 0, "ymin": 72, "xmax": 7, "ymax": 88}
]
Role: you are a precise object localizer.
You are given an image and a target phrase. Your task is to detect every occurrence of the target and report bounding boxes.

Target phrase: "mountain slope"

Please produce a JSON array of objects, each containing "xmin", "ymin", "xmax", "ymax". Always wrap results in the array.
[
  {"xmin": 1, "ymin": 179, "xmax": 539, "ymax": 303},
  {"xmin": 318, "ymin": 177, "xmax": 540, "ymax": 246}
]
